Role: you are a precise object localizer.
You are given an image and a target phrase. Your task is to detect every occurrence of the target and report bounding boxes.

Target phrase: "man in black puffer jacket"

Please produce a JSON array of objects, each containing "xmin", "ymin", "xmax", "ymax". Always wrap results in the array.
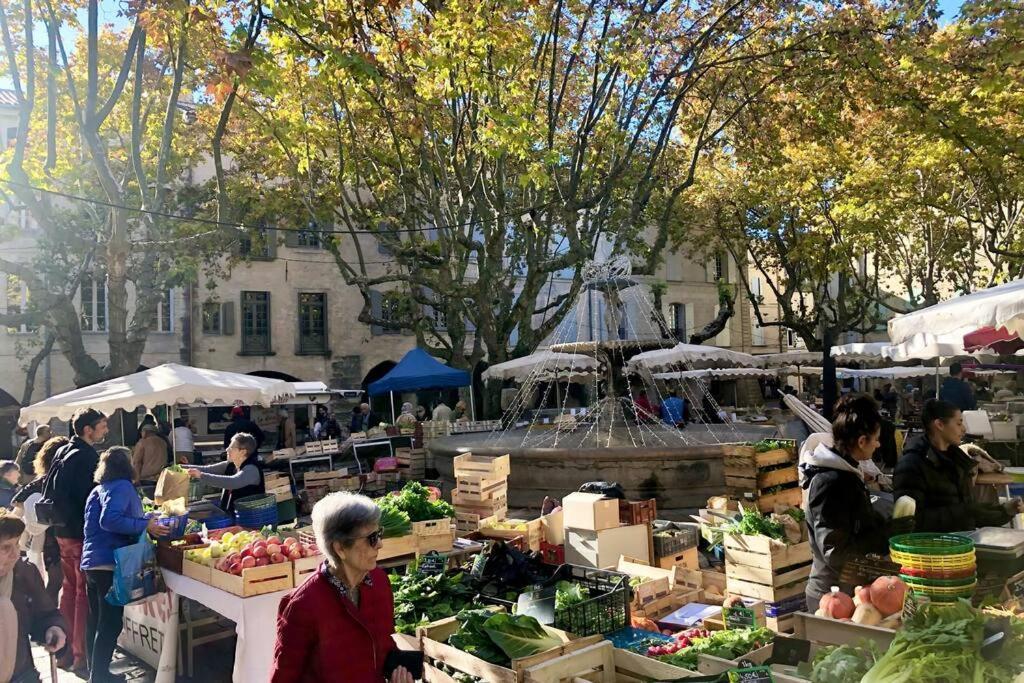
[{"xmin": 894, "ymin": 399, "xmax": 1019, "ymax": 533}]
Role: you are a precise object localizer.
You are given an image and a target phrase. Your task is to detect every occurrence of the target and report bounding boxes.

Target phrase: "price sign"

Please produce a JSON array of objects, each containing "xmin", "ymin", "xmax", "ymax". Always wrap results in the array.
[
  {"xmin": 727, "ymin": 666, "xmax": 774, "ymax": 683},
  {"xmin": 1004, "ymin": 570, "xmax": 1024, "ymax": 603},
  {"xmin": 724, "ymin": 605, "xmax": 756, "ymax": 629},
  {"xmin": 901, "ymin": 588, "xmax": 922, "ymax": 622},
  {"xmin": 417, "ymin": 551, "xmax": 447, "ymax": 576}
]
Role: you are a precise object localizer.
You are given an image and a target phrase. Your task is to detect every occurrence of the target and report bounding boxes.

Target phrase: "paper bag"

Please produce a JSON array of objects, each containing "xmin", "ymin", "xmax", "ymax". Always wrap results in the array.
[{"xmin": 154, "ymin": 467, "xmax": 190, "ymax": 504}]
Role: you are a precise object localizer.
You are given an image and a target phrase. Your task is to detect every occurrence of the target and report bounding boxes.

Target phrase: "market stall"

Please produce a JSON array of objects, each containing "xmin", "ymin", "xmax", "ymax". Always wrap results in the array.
[
  {"xmin": 626, "ymin": 343, "xmax": 764, "ymax": 373},
  {"xmin": 368, "ymin": 347, "xmax": 472, "ymax": 421}
]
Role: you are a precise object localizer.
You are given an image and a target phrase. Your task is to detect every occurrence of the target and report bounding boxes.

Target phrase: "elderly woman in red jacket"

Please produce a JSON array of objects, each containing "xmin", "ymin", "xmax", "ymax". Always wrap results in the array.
[{"xmin": 270, "ymin": 493, "xmax": 415, "ymax": 683}]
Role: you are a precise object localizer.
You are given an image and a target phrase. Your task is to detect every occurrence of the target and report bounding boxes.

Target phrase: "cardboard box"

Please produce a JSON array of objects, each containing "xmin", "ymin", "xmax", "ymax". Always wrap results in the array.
[
  {"xmin": 562, "ymin": 492, "xmax": 620, "ymax": 531},
  {"xmin": 565, "ymin": 524, "xmax": 651, "ymax": 568},
  {"xmin": 540, "ymin": 509, "xmax": 564, "ymax": 546}
]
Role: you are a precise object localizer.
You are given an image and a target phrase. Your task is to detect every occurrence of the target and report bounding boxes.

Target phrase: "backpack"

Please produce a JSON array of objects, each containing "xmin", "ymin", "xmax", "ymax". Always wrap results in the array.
[{"xmin": 35, "ymin": 441, "xmax": 73, "ymax": 526}]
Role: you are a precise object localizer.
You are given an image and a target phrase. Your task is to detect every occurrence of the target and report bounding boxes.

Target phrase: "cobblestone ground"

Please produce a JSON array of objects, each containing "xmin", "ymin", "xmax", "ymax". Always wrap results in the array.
[{"xmin": 28, "ymin": 646, "xmax": 154, "ymax": 683}]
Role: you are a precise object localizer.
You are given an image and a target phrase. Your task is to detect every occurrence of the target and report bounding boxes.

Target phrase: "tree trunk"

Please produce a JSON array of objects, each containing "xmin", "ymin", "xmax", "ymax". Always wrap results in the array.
[{"xmin": 689, "ymin": 286, "xmax": 736, "ymax": 345}]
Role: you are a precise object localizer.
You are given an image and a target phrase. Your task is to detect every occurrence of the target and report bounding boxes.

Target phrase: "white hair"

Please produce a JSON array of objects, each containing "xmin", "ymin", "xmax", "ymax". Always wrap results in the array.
[{"xmin": 311, "ymin": 492, "xmax": 381, "ymax": 569}]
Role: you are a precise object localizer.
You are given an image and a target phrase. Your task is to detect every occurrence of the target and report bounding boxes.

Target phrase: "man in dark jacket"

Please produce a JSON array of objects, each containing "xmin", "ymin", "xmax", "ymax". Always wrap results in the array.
[
  {"xmin": 938, "ymin": 362, "xmax": 977, "ymax": 411},
  {"xmin": 1, "ymin": 513, "xmax": 69, "ymax": 683},
  {"xmin": 49, "ymin": 408, "xmax": 106, "ymax": 674},
  {"xmin": 894, "ymin": 399, "xmax": 1020, "ymax": 533},
  {"xmin": 15, "ymin": 424, "xmax": 51, "ymax": 483},
  {"xmin": 223, "ymin": 406, "xmax": 265, "ymax": 449}
]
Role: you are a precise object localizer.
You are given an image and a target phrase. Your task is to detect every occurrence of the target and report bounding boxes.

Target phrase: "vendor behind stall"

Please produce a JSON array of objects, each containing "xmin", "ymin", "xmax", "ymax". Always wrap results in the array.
[
  {"xmin": 186, "ymin": 433, "xmax": 265, "ymax": 513},
  {"xmin": 801, "ymin": 394, "xmax": 913, "ymax": 611},
  {"xmin": 894, "ymin": 399, "xmax": 1022, "ymax": 533}
]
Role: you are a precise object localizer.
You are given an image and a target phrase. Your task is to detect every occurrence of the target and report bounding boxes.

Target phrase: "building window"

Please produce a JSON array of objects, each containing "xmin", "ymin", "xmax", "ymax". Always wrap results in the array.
[
  {"xmin": 154, "ymin": 289, "xmax": 173, "ymax": 332},
  {"xmin": 5, "ymin": 126, "xmax": 16, "ymax": 148},
  {"xmin": 298, "ymin": 292, "xmax": 327, "ymax": 354},
  {"xmin": 296, "ymin": 224, "xmax": 322, "ymax": 249},
  {"xmin": 786, "ymin": 329, "xmax": 797, "ymax": 347},
  {"xmin": 4, "ymin": 274, "xmax": 33, "ymax": 334},
  {"xmin": 241, "ymin": 291, "xmax": 271, "ymax": 354},
  {"xmin": 239, "ymin": 228, "xmax": 274, "ymax": 260},
  {"xmin": 202, "ymin": 302, "xmax": 221, "ymax": 335},
  {"xmin": 668, "ymin": 303, "xmax": 686, "ymax": 341},
  {"xmin": 430, "ymin": 305, "xmax": 447, "ymax": 331},
  {"xmin": 714, "ymin": 252, "xmax": 725, "ymax": 281},
  {"xmin": 80, "ymin": 275, "xmax": 107, "ymax": 332},
  {"xmin": 381, "ymin": 292, "xmax": 403, "ymax": 334}
]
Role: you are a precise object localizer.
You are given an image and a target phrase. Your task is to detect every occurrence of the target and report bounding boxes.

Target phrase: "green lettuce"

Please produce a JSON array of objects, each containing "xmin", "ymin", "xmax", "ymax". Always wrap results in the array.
[{"xmin": 483, "ymin": 613, "xmax": 564, "ymax": 661}]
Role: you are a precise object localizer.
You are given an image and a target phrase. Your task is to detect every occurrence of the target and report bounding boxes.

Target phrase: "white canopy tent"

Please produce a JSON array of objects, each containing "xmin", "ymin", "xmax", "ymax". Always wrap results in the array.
[
  {"xmin": 626, "ymin": 343, "xmax": 763, "ymax": 373},
  {"xmin": 829, "ymin": 342, "xmax": 891, "ymax": 364},
  {"xmin": 481, "ymin": 350, "xmax": 600, "ymax": 384},
  {"xmin": 19, "ymin": 363, "xmax": 295, "ymax": 426},
  {"xmin": 755, "ymin": 350, "xmax": 821, "ymax": 367},
  {"xmin": 888, "ymin": 278, "xmax": 1024, "ymax": 347},
  {"xmin": 653, "ymin": 367, "xmax": 779, "ymax": 381}
]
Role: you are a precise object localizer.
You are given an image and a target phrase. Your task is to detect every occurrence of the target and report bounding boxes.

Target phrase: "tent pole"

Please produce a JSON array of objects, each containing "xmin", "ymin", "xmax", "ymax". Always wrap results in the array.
[
  {"xmin": 390, "ymin": 391, "xmax": 396, "ymax": 423},
  {"xmin": 120, "ymin": 410, "xmax": 125, "ymax": 447},
  {"xmin": 469, "ymin": 390, "xmax": 476, "ymax": 421}
]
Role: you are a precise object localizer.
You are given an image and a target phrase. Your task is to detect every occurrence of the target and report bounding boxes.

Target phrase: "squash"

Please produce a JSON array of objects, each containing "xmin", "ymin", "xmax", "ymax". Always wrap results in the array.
[
  {"xmin": 869, "ymin": 576, "xmax": 907, "ymax": 617},
  {"xmin": 854, "ymin": 585, "xmax": 872, "ymax": 607},
  {"xmin": 851, "ymin": 603, "xmax": 883, "ymax": 626},
  {"xmin": 819, "ymin": 586, "xmax": 855, "ymax": 620}
]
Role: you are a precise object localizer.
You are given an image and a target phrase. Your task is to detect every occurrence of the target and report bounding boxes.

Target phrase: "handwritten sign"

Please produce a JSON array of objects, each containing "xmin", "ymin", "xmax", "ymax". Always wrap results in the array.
[
  {"xmin": 902, "ymin": 588, "xmax": 922, "ymax": 623},
  {"xmin": 724, "ymin": 605, "xmax": 756, "ymax": 629},
  {"xmin": 728, "ymin": 665, "xmax": 774, "ymax": 683},
  {"xmin": 470, "ymin": 552, "xmax": 488, "ymax": 580},
  {"xmin": 418, "ymin": 551, "xmax": 447, "ymax": 576}
]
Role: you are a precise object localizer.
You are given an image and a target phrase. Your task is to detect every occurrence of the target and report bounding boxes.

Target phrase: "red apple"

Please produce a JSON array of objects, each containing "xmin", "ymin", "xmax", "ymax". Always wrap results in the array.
[
  {"xmin": 283, "ymin": 537, "xmax": 298, "ymax": 547},
  {"xmin": 253, "ymin": 546, "xmax": 269, "ymax": 559},
  {"xmin": 254, "ymin": 540, "xmax": 268, "ymax": 551},
  {"xmin": 267, "ymin": 536, "xmax": 283, "ymax": 545},
  {"xmin": 255, "ymin": 556, "xmax": 270, "ymax": 567},
  {"xmin": 288, "ymin": 547, "xmax": 303, "ymax": 560},
  {"xmin": 267, "ymin": 543, "xmax": 281, "ymax": 556},
  {"xmin": 229, "ymin": 562, "xmax": 242, "ymax": 575},
  {"xmin": 225, "ymin": 552, "xmax": 241, "ymax": 565},
  {"xmin": 241, "ymin": 549, "xmax": 253, "ymax": 559},
  {"xmin": 241, "ymin": 556, "xmax": 256, "ymax": 569},
  {"xmin": 270, "ymin": 552, "xmax": 286, "ymax": 564}
]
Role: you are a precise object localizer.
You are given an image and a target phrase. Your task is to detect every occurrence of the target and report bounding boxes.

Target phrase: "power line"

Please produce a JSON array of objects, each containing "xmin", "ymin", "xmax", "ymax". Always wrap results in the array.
[{"xmin": 0, "ymin": 178, "xmax": 552, "ymax": 236}]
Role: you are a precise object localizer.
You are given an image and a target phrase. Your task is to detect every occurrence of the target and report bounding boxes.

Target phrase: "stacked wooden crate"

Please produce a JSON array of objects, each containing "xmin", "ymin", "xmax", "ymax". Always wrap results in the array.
[
  {"xmin": 723, "ymin": 531, "xmax": 812, "ymax": 633},
  {"xmin": 264, "ymin": 472, "xmax": 293, "ymax": 502},
  {"xmin": 724, "ymin": 442, "xmax": 802, "ymax": 513},
  {"xmin": 451, "ymin": 453, "xmax": 510, "ymax": 535},
  {"xmin": 395, "ymin": 447, "xmax": 426, "ymax": 481},
  {"xmin": 303, "ymin": 470, "xmax": 348, "ymax": 504}
]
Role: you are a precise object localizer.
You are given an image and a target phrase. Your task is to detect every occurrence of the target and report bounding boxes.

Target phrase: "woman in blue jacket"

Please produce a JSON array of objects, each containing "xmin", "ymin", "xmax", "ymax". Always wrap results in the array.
[{"xmin": 81, "ymin": 446, "xmax": 168, "ymax": 683}]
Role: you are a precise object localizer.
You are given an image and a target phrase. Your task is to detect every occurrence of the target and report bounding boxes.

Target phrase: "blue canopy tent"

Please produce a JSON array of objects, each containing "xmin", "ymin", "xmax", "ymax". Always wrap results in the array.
[{"xmin": 368, "ymin": 348, "xmax": 473, "ymax": 421}]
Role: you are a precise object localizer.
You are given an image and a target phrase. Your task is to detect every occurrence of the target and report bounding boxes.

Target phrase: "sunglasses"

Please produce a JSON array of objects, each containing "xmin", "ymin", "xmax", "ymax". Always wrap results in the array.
[{"xmin": 350, "ymin": 529, "xmax": 383, "ymax": 546}]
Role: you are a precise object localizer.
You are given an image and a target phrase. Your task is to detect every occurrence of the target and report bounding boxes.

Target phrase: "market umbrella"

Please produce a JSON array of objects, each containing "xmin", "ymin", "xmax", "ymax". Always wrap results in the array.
[
  {"xmin": 887, "ymin": 278, "xmax": 1024, "ymax": 353},
  {"xmin": 481, "ymin": 350, "xmax": 600, "ymax": 384},
  {"xmin": 19, "ymin": 363, "xmax": 295, "ymax": 426},
  {"xmin": 963, "ymin": 326, "xmax": 1024, "ymax": 355},
  {"xmin": 626, "ymin": 343, "xmax": 763, "ymax": 373}
]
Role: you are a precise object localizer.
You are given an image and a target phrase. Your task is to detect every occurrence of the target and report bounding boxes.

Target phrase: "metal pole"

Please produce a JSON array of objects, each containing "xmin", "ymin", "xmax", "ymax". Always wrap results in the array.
[
  {"xmin": 469, "ymin": 390, "xmax": 476, "ymax": 421},
  {"xmin": 389, "ymin": 391, "xmax": 396, "ymax": 423}
]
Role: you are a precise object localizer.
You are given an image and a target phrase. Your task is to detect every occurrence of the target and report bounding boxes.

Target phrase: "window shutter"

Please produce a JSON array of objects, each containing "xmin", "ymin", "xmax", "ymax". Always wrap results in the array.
[
  {"xmin": 369, "ymin": 290, "xmax": 383, "ymax": 336},
  {"xmin": 266, "ymin": 229, "xmax": 278, "ymax": 259},
  {"xmin": 685, "ymin": 304, "xmax": 695, "ymax": 343},
  {"xmin": 284, "ymin": 227, "xmax": 299, "ymax": 248},
  {"xmin": 727, "ymin": 254, "xmax": 737, "ymax": 284},
  {"xmin": 716, "ymin": 320, "xmax": 732, "ymax": 347},
  {"xmin": 705, "ymin": 258, "xmax": 714, "ymax": 283},
  {"xmin": 221, "ymin": 301, "xmax": 235, "ymax": 335}
]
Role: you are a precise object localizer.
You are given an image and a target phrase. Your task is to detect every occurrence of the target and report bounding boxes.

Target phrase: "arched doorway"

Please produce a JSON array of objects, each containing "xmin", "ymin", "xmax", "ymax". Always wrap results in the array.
[
  {"xmin": 0, "ymin": 388, "xmax": 21, "ymax": 460},
  {"xmin": 247, "ymin": 370, "xmax": 303, "ymax": 382},
  {"xmin": 361, "ymin": 361, "xmax": 397, "ymax": 422}
]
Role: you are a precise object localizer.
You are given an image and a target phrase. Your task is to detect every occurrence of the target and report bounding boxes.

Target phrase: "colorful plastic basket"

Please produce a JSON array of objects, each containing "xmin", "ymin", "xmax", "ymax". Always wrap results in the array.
[
  {"xmin": 158, "ymin": 513, "xmax": 190, "ymax": 540},
  {"xmin": 890, "ymin": 533, "xmax": 975, "ymax": 572}
]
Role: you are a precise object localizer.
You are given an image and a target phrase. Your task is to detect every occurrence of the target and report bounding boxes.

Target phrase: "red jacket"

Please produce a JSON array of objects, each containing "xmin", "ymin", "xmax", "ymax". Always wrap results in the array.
[{"xmin": 270, "ymin": 566, "xmax": 397, "ymax": 683}]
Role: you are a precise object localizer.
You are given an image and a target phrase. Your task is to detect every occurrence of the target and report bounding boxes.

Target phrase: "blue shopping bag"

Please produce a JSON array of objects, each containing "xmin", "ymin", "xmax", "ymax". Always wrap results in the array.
[{"xmin": 106, "ymin": 533, "xmax": 162, "ymax": 606}]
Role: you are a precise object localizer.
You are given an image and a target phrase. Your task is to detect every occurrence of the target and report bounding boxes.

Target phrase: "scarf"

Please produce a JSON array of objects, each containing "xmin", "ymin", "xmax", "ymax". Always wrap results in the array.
[{"xmin": 0, "ymin": 567, "xmax": 16, "ymax": 683}]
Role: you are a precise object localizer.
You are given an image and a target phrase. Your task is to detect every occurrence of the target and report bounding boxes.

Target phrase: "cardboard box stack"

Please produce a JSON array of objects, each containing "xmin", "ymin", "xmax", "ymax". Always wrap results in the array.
[
  {"xmin": 451, "ymin": 453, "xmax": 510, "ymax": 534},
  {"xmin": 563, "ymin": 492, "xmax": 651, "ymax": 568}
]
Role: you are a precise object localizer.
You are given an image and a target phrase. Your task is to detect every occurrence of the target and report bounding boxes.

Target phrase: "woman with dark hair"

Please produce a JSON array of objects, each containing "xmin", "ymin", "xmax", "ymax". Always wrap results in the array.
[
  {"xmin": 894, "ymin": 399, "xmax": 1022, "ymax": 533},
  {"xmin": 800, "ymin": 395, "xmax": 913, "ymax": 610},
  {"xmin": 81, "ymin": 447, "xmax": 168, "ymax": 683}
]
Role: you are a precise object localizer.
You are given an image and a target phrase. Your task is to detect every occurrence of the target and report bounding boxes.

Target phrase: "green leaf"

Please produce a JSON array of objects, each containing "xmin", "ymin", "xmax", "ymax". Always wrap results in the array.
[{"xmin": 482, "ymin": 613, "xmax": 564, "ymax": 661}]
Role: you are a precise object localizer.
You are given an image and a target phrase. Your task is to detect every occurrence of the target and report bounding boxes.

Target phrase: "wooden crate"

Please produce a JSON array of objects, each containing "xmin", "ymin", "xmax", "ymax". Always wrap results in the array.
[
  {"xmin": 379, "ymin": 533, "xmax": 418, "ymax": 561},
  {"xmin": 305, "ymin": 484, "xmax": 331, "ymax": 505},
  {"xmin": 210, "ymin": 562, "xmax": 293, "ymax": 597},
  {"xmin": 701, "ymin": 569, "xmax": 727, "ymax": 602},
  {"xmin": 304, "ymin": 441, "xmax": 323, "ymax": 455},
  {"xmin": 522, "ymin": 640, "xmax": 696, "ymax": 683},
  {"xmin": 630, "ymin": 575, "xmax": 671, "ymax": 612},
  {"xmin": 453, "ymin": 476, "xmax": 508, "ymax": 502},
  {"xmin": 619, "ymin": 499, "xmax": 657, "ymax": 526},
  {"xmin": 724, "ymin": 443, "xmax": 801, "ymax": 513},
  {"xmin": 633, "ymin": 587, "xmax": 702, "ymax": 620},
  {"xmin": 155, "ymin": 542, "xmax": 207, "ymax": 574},
  {"xmin": 479, "ymin": 518, "xmax": 543, "ymax": 551},
  {"xmin": 725, "ymin": 534, "xmax": 811, "ymax": 603},
  {"xmin": 455, "ymin": 511, "xmax": 498, "ymax": 535},
  {"xmin": 319, "ymin": 439, "xmax": 340, "ymax": 455},
  {"xmin": 420, "ymin": 612, "xmax": 600, "ymax": 683},
  {"xmin": 453, "ymin": 492, "xmax": 508, "ymax": 519},
  {"xmin": 791, "ymin": 612, "xmax": 896, "ymax": 650},
  {"xmin": 332, "ymin": 475, "xmax": 361, "ymax": 492},
  {"xmin": 293, "ymin": 554, "xmax": 323, "ymax": 587},
  {"xmin": 453, "ymin": 453, "xmax": 511, "ymax": 479},
  {"xmin": 412, "ymin": 518, "xmax": 454, "ymax": 538},
  {"xmin": 395, "ymin": 447, "xmax": 426, "ymax": 466},
  {"xmin": 416, "ymin": 530, "xmax": 455, "ymax": 555},
  {"xmin": 182, "ymin": 557, "xmax": 212, "ymax": 583},
  {"xmin": 766, "ymin": 614, "xmax": 796, "ymax": 634}
]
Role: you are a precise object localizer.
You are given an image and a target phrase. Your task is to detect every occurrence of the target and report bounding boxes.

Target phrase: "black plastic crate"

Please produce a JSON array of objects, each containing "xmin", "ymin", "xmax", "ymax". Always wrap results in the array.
[
  {"xmin": 652, "ymin": 521, "xmax": 699, "ymax": 558},
  {"xmin": 547, "ymin": 564, "xmax": 630, "ymax": 637}
]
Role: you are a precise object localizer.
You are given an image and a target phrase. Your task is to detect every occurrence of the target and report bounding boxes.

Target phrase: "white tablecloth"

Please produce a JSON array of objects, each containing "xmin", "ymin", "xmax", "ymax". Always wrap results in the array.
[{"xmin": 161, "ymin": 569, "xmax": 290, "ymax": 682}]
